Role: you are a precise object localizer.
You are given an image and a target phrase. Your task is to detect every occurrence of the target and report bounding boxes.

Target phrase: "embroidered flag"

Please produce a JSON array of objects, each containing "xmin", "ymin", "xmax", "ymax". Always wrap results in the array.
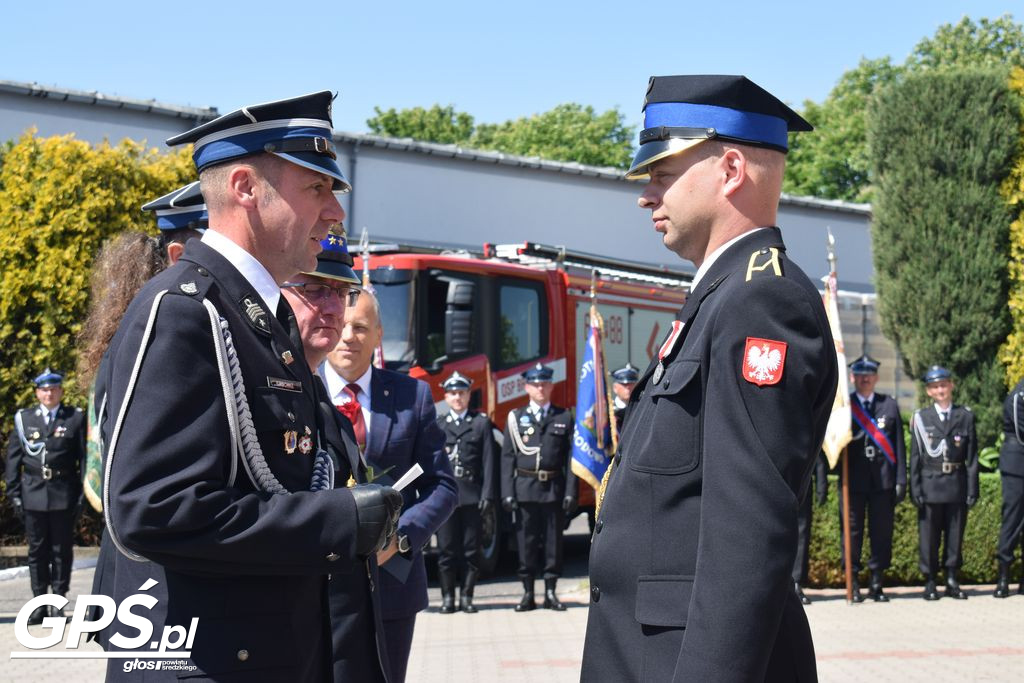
[
  {"xmin": 743, "ymin": 337, "xmax": 787, "ymax": 386},
  {"xmin": 571, "ymin": 308, "xmax": 612, "ymax": 489},
  {"xmin": 820, "ymin": 249, "xmax": 852, "ymax": 469}
]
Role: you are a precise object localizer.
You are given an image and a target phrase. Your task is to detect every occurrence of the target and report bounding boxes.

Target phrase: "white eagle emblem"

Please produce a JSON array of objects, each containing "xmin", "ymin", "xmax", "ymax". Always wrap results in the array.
[{"xmin": 746, "ymin": 343, "xmax": 782, "ymax": 383}]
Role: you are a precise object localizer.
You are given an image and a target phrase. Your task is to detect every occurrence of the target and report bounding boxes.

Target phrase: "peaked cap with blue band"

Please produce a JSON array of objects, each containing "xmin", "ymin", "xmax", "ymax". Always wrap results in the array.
[
  {"xmin": 849, "ymin": 354, "xmax": 880, "ymax": 375},
  {"xmin": 922, "ymin": 365, "xmax": 952, "ymax": 384},
  {"xmin": 304, "ymin": 229, "xmax": 360, "ymax": 285},
  {"xmin": 441, "ymin": 371, "xmax": 473, "ymax": 392},
  {"xmin": 166, "ymin": 91, "xmax": 351, "ymax": 193},
  {"xmin": 612, "ymin": 363, "xmax": 640, "ymax": 384},
  {"xmin": 141, "ymin": 181, "xmax": 208, "ymax": 232},
  {"xmin": 522, "ymin": 363, "xmax": 554, "ymax": 382},
  {"xmin": 34, "ymin": 368, "xmax": 64, "ymax": 387},
  {"xmin": 626, "ymin": 75, "xmax": 812, "ymax": 180}
]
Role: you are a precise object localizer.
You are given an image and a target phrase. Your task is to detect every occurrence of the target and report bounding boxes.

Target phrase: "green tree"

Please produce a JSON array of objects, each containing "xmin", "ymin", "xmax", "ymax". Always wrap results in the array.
[
  {"xmin": 784, "ymin": 14, "xmax": 1024, "ymax": 202},
  {"xmin": 0, "ymin": 132, "xmax": 193, "ymax": 437},
  {"xmin": 869, "ymin": 68, "xmax": 1021, "ymax": 445},
  {"xmin": 366, "ymin": 102, "xmax": 634, "ymax": 169},
  {"xmin": 366, "ymin": 104, "xmax": 475, "ymax": 144},
  {"xmin": 998, "ymin": 67, "xmax": 1024, "ymax": 386}
]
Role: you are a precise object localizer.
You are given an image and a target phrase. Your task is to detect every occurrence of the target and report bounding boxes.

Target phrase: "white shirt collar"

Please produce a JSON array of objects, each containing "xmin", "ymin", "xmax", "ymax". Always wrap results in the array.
[
  {"xmin": 690, "ymin": 228, "xmax": 768, "ymax": 292},
  {"xmin": 934, "ymin": 403, "xmax": 952, "ymax": 417},
  {"xmin": 856, "ymin": 392, "xmax": 875, "ymax": 405},
  {"xmin": 321, "ymin": 361, "xmax": 373, "ymax": 405},
  {"xmin": 529, "ymin": 401, "xmax": 550, "ymax": 417},
  {"xmin": 202, "ymin": 230, "xmax": 280, "ymax": 314},
  {"xmin": 451, "ymin": 409, "xmax": 469, "ymax": 422}
]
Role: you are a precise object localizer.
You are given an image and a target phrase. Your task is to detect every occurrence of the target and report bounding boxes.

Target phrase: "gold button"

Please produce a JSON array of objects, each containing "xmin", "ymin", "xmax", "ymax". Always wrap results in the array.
[{"xmin": 237, "ymin": 649, "xmax": 249, "ymax": 661}]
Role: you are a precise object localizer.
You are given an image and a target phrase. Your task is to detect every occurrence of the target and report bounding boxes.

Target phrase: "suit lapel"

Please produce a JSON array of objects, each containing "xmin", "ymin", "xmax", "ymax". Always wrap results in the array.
[{"xmin": 366, "ymin": 368, "xmax": 395, "ymax": 466}]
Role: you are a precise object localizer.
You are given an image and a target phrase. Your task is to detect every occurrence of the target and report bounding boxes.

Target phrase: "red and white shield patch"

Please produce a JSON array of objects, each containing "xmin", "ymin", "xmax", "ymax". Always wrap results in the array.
[{"xmin": 743, "ymin": 337, "xmax": 788, "ymax": 386}]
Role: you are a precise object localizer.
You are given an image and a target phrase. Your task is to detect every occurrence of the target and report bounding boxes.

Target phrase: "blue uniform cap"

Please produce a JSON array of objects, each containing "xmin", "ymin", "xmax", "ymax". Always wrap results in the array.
[
  {"xmin": 304, "ymin": 230, "xmax": 360, "ymax": 285},
  {"xmin": 612, "ymin": 363, "xmax": 640, "ymax": 384},
  {"xmin": 33, "ymin": 368, "xmax": 63, "ymax": 387},
  {"xmin": 626, "ymin": 75, "xmax": 813, "ymax": 180},
  {"xmin": 166, "ymin": 91, "xmax": 351, "ymax": 193},
  {"xmin": 141, "ymin": 181, "xmax": 208, "ymax": 232},
  {"xmin": 521, "ymin": 363, "xmax": 554, "ymax": 382},
  {"xmin": 849, "ymin": 354, "xmax": 880, "ymax": 376},
  {"xmin": 923, "ymin": 365, "xmax": 952, "ymax": 384},
  {"xmin": 441, "ymin": 371, "xmax": 472, "ymax": 392}
]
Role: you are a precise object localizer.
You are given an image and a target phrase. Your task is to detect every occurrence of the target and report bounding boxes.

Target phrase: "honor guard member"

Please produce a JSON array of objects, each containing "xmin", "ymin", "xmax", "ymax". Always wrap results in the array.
[
  {"xmin": 98, "ymin": 92, "xmax": 401, "ymax": 682},
  {"xmin": 840, "ymin": 354, "xmax": 907, "ymax": 602},
  {"xmin": 610, "ymin": 363, "xmax": 639, "ymax": 433},
  {"xmin": 281, "ymin": 231, "xmax": 390, "ymax": 683},
  {"xmin": 582, "ymin": 75, "xmax": 837, "ymax": 682},
  {"xmin": 436, "ymin": 371, "xmax": 498, "ymax": 614},
  {"xmin": 501, "ymin": 363, "xmax": 577, "ymax": 612},
  {"xmin": 995, "ymin": 377, "xmax": 1024, "ymax": 597},
  {"xmin": 5, "ymin": 369, "xmax": 86, "ymax": 626},
  {"xmin": 793, "ymin": 453, "xmax": 828, "ymax": 605},
  {"xmin": 910, "ymin": 366, "xmax": 979, "ymax": 600}
]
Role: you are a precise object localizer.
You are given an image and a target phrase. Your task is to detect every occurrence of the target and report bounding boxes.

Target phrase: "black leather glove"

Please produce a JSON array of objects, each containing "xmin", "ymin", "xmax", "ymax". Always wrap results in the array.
[
  {"xmin": 912, "ymin": 495, "xmax": 924, "ymax": 509},
  {"xmin": 894, "ymin": 484, "xmax": 906, "ymax": 504},
  {"xmin": 562, "ymin": 496, "xmax": 578, "ymax": 516},
  {"xmin": 502, "ymin": 496, "xmax": 518, "ymax": 513},
  {"xmin": 478, "ymin": 498, "xmax": 493, "ymax": 514},
  {"xmin": 12, "ymin": 497, "xmax": 24, "ymax": 522},
  {"xmin": 350, "ymin": 484, "xmax": 404, "ymax": 556},
  {"xmin": 966, "ymin": 496, "xmax": 977, "ymax": 509}
]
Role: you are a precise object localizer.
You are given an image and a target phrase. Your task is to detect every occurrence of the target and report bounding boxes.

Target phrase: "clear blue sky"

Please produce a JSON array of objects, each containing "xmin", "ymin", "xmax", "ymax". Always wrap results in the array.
[{"xmin": 2, "ymin": 1, "xmax": 1017, "ymax": 135}]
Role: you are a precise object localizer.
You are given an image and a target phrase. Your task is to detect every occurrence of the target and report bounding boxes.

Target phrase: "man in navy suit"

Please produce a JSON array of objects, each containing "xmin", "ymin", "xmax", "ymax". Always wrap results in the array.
[{"xmin": 323, "ymin": 290, "xmax": 457, "ymax": 683}]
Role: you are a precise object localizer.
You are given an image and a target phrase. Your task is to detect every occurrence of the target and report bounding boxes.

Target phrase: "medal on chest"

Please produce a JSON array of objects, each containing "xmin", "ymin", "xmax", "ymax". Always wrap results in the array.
[
  {"xmin": 653, "ymin": 320, "xmax": 686, "ymax": 385},
  {"xmin": 54, "ymin": 425, "xmax": 67, "ymax": 437}
]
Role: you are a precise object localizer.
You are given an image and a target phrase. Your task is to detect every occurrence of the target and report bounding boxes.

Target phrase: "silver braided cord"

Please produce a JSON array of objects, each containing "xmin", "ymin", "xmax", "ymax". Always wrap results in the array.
[
  {"xmin": 913, "ymin": 410, "xmax": 947, "ymax": 459},
  {"xmin": 219, "ymin": 315, "xmax": 288, "ymax": 495}
]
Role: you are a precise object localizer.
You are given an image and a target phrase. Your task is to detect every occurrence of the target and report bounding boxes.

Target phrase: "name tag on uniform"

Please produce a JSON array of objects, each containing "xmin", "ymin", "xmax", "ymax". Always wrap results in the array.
[{"xmin": 267, "ymin": 377, "xmax": 302, "ymax": 393}]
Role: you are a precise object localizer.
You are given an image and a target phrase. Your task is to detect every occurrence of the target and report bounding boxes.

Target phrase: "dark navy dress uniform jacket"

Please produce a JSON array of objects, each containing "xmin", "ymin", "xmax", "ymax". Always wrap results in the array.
[
  {"xmin": 844, "ymin": 393, "xmax": 906, "ymax": 493},
  {"xmin": 101, "ymin": 239, "xmax": 367, "ymax": 682},
  {"xmin": 910, "ymin": 406, "xmax": 979, "ymax": 504},
  {"xmin": 6, "ymin": 404, "xmax": 86, "ymax": 511},
  {"xmin": 582, "ymin": 228, "xmax": 837, "ymax": 682}
]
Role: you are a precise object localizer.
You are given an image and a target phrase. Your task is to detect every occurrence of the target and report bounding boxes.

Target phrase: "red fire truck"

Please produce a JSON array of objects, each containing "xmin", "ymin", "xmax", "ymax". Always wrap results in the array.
[{"xmin": 354, "ymin": 241, "xmax": 690, "ymax": 572}]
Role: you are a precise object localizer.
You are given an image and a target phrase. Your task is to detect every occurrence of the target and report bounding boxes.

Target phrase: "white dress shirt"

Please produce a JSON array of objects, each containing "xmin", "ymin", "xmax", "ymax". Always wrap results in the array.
[
  {"xmin": 202, "ymin": 230, "xmax": 281, "ymax": 314},
  {"xmin": 690, "ymin": 228, "xmax": 768, "ymax": 291},
  {"xmin": 322, "ymin": 362, "xmax": 373, "ymax": 431}
]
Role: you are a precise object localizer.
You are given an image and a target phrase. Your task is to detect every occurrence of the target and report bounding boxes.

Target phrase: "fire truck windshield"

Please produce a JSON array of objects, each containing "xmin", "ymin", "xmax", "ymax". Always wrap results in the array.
[{"xmin": 370, "ymin": 270, "xmax": 415, "ymax": 371}]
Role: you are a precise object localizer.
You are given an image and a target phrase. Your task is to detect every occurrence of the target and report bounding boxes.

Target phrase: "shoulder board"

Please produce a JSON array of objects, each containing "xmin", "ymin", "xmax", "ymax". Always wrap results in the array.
[
  {"xmin": 744, "ymin": 246, "xmax": 784, "ymax": 282},
  {"xmin": 170, "ymin": 264, "xmax": 214, "ymax": 299},
  {"xmin": 963, "ymin": 405, "xmax": 972, "ymax": 412}
]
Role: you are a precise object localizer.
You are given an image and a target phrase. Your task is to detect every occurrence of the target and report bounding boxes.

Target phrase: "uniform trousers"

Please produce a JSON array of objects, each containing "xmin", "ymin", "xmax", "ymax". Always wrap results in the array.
[
  {"xmin": 918, "ymin": 503, "xmax": 967, "ymax": 575},
  {"xmin": 839, "ymin": 489, "xmax": 895, "ymax": 572},
  {"xmin": 997, "ymin": 473, "xmax": 1024, "ymax": 564},
  {"xmin": 382, "ymin": 614, "xmax": 416, "ymax": 683},
  {"xmin": 792, "ymin": 485, "xmax": 813, "ymax": 584},
  {"xmin": 24, "ymin": 509, "xmax": 74, "ymax": 595},
  {"xmin": 436, "ymin": 504, "xmax": 481, "ymax": 580},
  {"xmin": 515, "ymin": 502, "xmax": 564, "ymax": 580}
]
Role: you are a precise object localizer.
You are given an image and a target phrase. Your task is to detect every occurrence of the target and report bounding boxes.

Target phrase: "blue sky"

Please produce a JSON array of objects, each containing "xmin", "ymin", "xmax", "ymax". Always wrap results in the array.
[{"xmin": 2, "ymin": 1, "xmax": 1016, "ymax": 135}]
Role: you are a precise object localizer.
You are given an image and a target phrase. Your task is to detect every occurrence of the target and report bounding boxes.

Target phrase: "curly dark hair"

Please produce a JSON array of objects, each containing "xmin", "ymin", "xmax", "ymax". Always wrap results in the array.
[{"xmin": 76, "ymin": 231, "xmax": 167, "ymax": 386}]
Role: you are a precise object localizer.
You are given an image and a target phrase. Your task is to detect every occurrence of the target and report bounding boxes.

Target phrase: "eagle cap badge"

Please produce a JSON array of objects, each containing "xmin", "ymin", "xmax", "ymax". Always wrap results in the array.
[{"xmin": 743, "ymin": 337, "xmax": 788, "ymax": 386}]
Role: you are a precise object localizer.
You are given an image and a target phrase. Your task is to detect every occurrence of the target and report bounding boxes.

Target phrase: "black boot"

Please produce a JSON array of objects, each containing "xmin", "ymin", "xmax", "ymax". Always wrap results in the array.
[
  {"xmin": 461, "ymin": 569, "xmax": 479, "ymax": 614},
  {"xmin": 868, "ymin": 570, "xmax": 889, "ymax": 603},
  {"xmin": 794, "ymin": 581, "xmax": 811, "ymax": 605},
  {"xmin": 994, "ymin": 563, "xmax": 1010, "ymax": 599},
  {"xmin": 515, "ymin": 579, "xmax": 535, "ymax": 612},
  {"xmin": 945, "ymin": 572, "xmax": 967, "ymax": 600},
  {"xmin": 439, "ymin": 570, "xmax": 457, "ymax": 614},
  {"xmin": 850, "ymin": 574, "xmax": 865, "ymax": 603},
  {"xmin": 543, "ymin": 578, "xmax": 566, "ymax": 611},
  {"xmin": 923, "ymin": 575, "xmax": 940, "ymax": 601},
  {"xmin": 50, "ymin": 598, "xmax": 67, "ymax": 618},
  {"xmin": 26, "ymin": 605, "xmax": 48, "ymax": 626}
]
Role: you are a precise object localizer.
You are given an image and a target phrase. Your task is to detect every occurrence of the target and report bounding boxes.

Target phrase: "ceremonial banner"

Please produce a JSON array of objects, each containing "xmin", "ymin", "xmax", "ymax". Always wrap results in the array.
[
  {"xmin": 821, "ymin": 258, "xmax": 851, "ymax": 469},
  {"xmin": 359, "ymin": 229, "xmax": 385, "ymax": 369},
  {"xmin": 571, "ymin": 310, "xmax": 611, "ymax": 489}
]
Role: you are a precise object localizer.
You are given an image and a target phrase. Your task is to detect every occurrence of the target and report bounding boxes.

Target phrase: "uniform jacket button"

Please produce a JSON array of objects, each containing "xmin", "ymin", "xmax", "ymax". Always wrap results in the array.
[
  {"xmin": 591, "ymin": 586, "xmax": 601, "ymax": 602},
  {"xmin": 326, "ymin": 552, "xmax": 340, "ymax": 562},
  {"xmin": 287, "ymin": 412, "xmax": 296, "ymax": 422},
  {"xmin": 595, "ymin": 520, "xmax": 603, "ymax": 533},
  {"xmin": 237, "ymin": 649, "xmax": 249, "ymax": 661}
]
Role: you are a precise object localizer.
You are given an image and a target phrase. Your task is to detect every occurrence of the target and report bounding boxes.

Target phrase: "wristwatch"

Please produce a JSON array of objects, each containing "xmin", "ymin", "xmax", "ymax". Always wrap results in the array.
[{"xmin": 397, "ymin": 534, "xmax": 411, "ymax": 554}]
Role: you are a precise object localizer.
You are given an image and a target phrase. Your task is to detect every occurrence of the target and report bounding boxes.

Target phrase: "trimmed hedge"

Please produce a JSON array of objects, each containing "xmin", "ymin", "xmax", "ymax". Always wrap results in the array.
[{"xmin": 808, "ymin": 472, "xmax": 1016, "ymax": 586}]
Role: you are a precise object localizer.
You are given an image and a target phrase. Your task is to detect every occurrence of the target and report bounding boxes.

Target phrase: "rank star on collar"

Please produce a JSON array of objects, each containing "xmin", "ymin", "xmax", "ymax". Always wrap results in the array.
[{"xmin": 743, "ymin": 337, "xmax": 788, "ymax": 386}]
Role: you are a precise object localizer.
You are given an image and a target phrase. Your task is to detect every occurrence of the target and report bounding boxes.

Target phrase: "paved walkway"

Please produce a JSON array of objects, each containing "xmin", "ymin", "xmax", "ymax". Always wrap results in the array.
[{"xmin": 3, "ymin": 537, "xmax": 1022, "ymax": 682}]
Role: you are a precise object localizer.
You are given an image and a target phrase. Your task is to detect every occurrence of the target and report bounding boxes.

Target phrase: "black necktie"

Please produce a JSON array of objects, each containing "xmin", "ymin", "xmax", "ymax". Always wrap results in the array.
[
  {"xmin": 276, "ymin": 297, "xmax": 302, "ymax": 350},
  {"xmin": 863, "ymin": 399, "xmax": 873, "ymax": 417}
]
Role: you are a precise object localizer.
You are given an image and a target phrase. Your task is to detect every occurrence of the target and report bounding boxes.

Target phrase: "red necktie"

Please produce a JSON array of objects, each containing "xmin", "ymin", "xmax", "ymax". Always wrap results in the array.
[{"xmin": 337, "ymin": 384, "xmax": 367, "ymax": 451}]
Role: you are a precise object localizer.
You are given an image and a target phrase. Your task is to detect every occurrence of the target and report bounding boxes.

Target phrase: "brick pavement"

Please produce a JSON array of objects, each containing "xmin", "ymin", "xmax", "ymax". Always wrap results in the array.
[{"xmin": 2, "ymin": 549, "xmax": 1022, "ymax": 682}]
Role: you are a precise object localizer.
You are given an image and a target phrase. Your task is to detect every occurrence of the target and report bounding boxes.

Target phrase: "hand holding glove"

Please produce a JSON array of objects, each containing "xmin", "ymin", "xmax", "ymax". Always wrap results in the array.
[
  {"xmin": 351, "ymin": 484, "xmax": 404, "ymax": 557},
  {"xmin": 502, "ymin": 497, "xmax": 518, "ymax": 513},
  {"xmin": 562, "ymin": 496, "xmax": 578, "ymax": 516}
]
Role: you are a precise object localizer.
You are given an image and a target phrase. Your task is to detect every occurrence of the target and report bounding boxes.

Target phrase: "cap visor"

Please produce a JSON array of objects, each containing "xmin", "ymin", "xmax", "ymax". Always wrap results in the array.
[
  {"xmin": 274, "ymin": 151, "xmax": 351, "ymax": 193},
  {"xmin": 625, "ymin": 138, "xmax": 708, "ymax": 180},
  {"xmin": 305, "ymin": 261, "xmax": 361, "ymax": 285}
]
